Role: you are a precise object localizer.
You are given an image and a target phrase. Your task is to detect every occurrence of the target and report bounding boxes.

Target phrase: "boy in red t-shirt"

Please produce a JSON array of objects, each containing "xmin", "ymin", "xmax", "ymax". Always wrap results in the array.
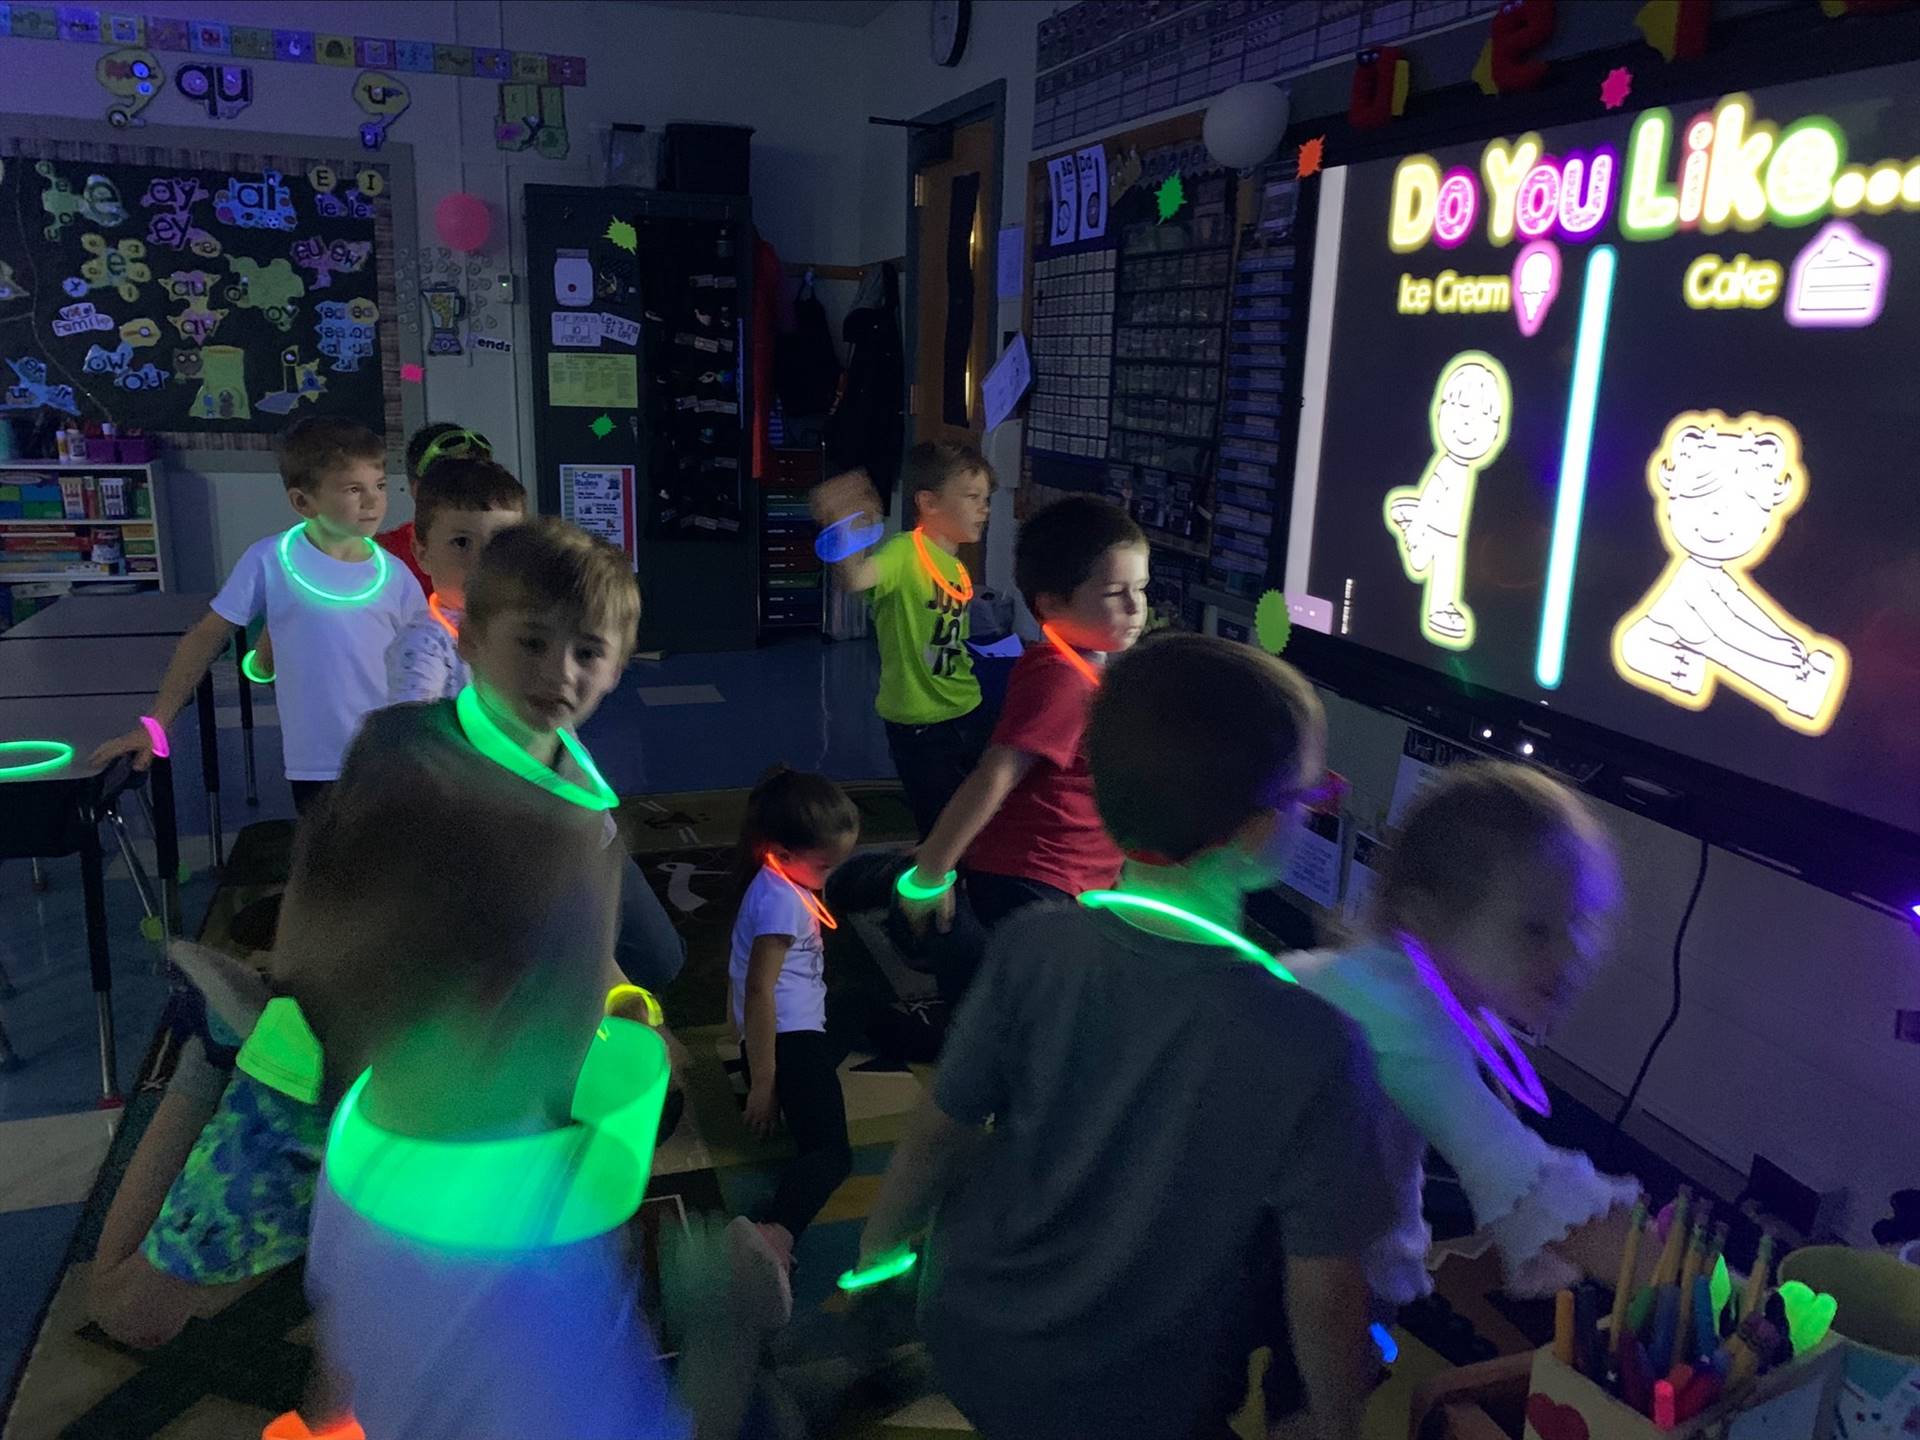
[{"xmin": 900, "ymin": 496, "xmax": 1149, "ymax": 947}]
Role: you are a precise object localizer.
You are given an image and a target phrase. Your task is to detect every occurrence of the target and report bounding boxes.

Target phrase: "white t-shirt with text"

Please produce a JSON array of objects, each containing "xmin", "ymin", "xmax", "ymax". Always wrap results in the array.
[
  {"xmin": 727, "ymin": 864, "xmax": 827, "ymax": 1036},
  {"xmin": 212, "ymin": 529, "xmax": 426, "ymax": 780}
]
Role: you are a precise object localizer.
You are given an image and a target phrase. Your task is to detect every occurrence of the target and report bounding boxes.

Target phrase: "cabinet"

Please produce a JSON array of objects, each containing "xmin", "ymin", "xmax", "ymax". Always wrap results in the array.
[{"xmin": 759, "ymin": 446, "xmax": 824, "ymax": 637}]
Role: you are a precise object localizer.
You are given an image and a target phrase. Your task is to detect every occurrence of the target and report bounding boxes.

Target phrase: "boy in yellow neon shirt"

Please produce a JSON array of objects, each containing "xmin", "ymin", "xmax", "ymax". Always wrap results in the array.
[{"xmin": 813, "ymin": 440, "xmax": 995, "ymax": 837}]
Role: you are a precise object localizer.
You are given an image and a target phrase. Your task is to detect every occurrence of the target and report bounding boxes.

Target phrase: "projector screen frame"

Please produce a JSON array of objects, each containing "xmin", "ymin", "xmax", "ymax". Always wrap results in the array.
[{"xmin": 1266, "ymin": 5, "xmax": 1920, "ymax": 921}]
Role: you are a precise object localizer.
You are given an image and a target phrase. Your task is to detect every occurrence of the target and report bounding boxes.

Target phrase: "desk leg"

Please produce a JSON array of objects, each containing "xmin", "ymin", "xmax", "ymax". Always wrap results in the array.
[
  {"xmin": 151, "ymin": 757, "xmax": 182, "ymax": 935},
  {"xmin": 234, "ymin": 628, "xmax": 258, "ymax": 807},
  {"xmin": 79, "ymin": 817, "xmax": 121, "ymax": 1104},
  {"xmin": 195, "ymin": 671, "xmax": 223, "ymax": 871}
]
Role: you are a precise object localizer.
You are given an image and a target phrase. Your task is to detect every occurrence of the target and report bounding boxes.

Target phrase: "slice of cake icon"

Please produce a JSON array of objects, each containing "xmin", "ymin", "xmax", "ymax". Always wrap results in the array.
[{"xmin": 1786, "ymin": 220, "xmax": 1889, "ymax": 328}]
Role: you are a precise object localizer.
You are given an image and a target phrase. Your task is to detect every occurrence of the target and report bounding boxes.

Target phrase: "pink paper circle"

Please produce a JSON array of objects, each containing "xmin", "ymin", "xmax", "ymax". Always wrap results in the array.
[{"xmin": 435, "ymin": 193, "xmax": 492, "ymax": 253}]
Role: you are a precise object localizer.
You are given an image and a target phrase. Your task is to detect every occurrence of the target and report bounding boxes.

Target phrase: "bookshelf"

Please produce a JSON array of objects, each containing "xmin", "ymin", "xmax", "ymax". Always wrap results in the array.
[{"xmin": 0, "ymin": 459, "xmax": 171, "ymax": 629}]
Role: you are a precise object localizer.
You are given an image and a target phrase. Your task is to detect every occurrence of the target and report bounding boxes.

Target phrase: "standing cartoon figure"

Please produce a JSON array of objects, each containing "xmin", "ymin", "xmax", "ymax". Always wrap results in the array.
[
  {"xmin": 1612, "ymin": 411, "xmax": 1849, "ymax": 735},
  {"xmin": 1385, "ymin": 350, "xmax": 1510, "ymax": 650}
]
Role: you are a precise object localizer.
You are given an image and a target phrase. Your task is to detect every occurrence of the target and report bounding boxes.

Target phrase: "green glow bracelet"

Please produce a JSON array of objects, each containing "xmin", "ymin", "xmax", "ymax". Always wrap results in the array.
[
  {"xmin": 1078, "ymin": 890, "xmax": 1297, "ymax": 984},
  {"xmin": 241, "ymin": 648, "xmax": 275, "ymax": 684},
  {"xmin": 454, "ymin": 685, "xmax": 617, "ymax": 812},
  {"xmin": 277, "ymin": 524, "xmax": 389, "ymax": 605},
  {"xmin": 837, "ymin": 1247, "xmax": 918, "ymax": 1292},
  {"xmin": 895, "ymin": 865, "xmax": 958, "ymax": 902},
  {"xmin": 0, "ymin": 739, "xmax": 76, "ymax": 779},
  {"xmin": 326, "ymin": 1016, "xmax": 669, "ymax": 1251}
]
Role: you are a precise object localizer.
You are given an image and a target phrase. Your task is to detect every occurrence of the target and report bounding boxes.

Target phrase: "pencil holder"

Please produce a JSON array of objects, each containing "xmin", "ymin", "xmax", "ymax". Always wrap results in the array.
[
  {"xmin": 1522, "ymin": 1344, "xmax": 1841, "ymax": 1440},
  {"xmin": 1777, "ymin": 1247, "xmax": 1920, "ymax": 1440}
]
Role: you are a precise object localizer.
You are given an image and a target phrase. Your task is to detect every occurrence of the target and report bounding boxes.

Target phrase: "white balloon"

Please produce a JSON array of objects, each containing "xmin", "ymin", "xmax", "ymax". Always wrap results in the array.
[{"xmin": 1203, "ymin": 82, "xmax": 1291, "ymax": 170}]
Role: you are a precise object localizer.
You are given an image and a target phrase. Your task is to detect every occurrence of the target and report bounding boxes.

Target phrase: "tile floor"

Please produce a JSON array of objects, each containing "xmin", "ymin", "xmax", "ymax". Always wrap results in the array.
[{"xmin": 0, "ymin": 633, "xmax": 900, "ymax": 1402}]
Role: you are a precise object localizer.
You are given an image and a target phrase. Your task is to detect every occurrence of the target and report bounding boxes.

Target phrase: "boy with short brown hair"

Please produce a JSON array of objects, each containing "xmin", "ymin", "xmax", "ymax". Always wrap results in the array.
[
  {"xmin": 92, "ymin": 416, "xmax": 425, "ymax": 813},
  {"xmin": 812, "ymin": 440, "xmax": 995, "ymax": 837},
  {"xmin": 384, "ymin": 455, "xmax": 526, "ymax": 703},
  {"xmin": 860, "ymin": 635, "xmax": 1392, "ymax": 1440}
]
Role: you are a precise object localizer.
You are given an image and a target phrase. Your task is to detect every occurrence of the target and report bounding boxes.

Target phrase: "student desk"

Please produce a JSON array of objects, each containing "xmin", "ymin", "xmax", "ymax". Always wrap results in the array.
[
  {"xmin": 5, "ymin": 592, "xmax": 255, "ymax": 865},
  {"xmin": 0, "ymin": 693, "xmax": 185, "ymax": 1103}
]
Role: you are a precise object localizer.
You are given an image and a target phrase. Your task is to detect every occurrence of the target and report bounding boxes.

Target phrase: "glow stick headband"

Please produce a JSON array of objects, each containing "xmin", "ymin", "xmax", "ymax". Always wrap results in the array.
[
  {"xmin": 416, "ymin": 426, "xmax": 492, "ymax": 475},
  {"xmin": 911, "ymin": 527, "xmax": 973, "ymax": 604},
  {"xmin": 325, "ymin": 1016, "xmax": 669, "ymax": 1250},
  {"xmin": 278, "ymin": 524, "xmax": 389, "ymax": 605},
  {"xmin": 764, "ymin": 855, "xmax": 837, "ymax": 931},
  {"xmin": 453, "ymin": 685, "xmax": 617, "ymax": 811},
  {"xmin": 1400, "ymin": 933, "xmax": 1551, "ymax": 1116}
]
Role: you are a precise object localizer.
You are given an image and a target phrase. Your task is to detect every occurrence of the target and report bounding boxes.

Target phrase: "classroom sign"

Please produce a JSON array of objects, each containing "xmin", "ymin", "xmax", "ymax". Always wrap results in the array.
[{"xmin": 0, "ymin": 153, "xmax": 387, "ymax": 436}]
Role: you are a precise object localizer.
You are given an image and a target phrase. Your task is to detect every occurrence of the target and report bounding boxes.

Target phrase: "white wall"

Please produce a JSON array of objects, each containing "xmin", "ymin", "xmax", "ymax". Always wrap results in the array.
[{"xmin": 2, "ymin": 0, "xmax": 871, "ymax": 588}]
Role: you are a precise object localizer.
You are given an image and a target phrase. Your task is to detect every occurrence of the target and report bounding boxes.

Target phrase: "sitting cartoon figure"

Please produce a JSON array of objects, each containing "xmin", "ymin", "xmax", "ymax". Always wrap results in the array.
[
  {"xmin": 1612, "ymin": 411, "xmax": 1849, "ymax": 735},
  {"xmin": 1385, "ymin": 351, "xmax": 1509, "ymax": 650}
]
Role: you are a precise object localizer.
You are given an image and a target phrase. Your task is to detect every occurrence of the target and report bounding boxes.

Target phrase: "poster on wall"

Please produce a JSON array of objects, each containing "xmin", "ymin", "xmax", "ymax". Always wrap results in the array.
[
  {"xmin": 0, "ymin": 153, "xmax": 387, "ymax": 438},
  {"xmin": 559, "ymin": 462, "xmax": 637, "ymax": 570},
  {"xmin": 1285, "ymin": 61, "xmax": 1920, "ymax": 840}
]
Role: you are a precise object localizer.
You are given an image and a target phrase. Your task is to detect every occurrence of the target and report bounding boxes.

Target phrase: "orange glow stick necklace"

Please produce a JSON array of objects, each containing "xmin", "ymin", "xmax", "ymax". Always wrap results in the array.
[
  {"xmin": 427, "ymin": 593, "xmax": 459, "ymax": 640},
  {"xmin": 911, "ymin": 527, "xmax": 973, "ymax": 604},
  {"xmin": 764, "ymin": 855, "xmax": 838, "ymax": 931},
  {"xmin": 1042, "ymin": 623, "xmax": 1102, "ymax": 686}
]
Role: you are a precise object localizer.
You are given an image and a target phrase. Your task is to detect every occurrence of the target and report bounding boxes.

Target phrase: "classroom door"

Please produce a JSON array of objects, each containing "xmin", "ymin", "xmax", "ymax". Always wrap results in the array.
[{"xmin": 911, "ymin": 115, "xmax": 997, "ymax": 577}]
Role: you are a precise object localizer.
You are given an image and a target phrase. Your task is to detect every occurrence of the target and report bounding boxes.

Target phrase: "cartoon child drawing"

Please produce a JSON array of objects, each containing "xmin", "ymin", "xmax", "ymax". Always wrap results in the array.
[
  {"xmin": 1612, "ymin": 411, "xmax": 1850, "ymax": 735},
  {"xmin": 1385, "ymin": 351, "xmax": 1510, "ymax": 650}
]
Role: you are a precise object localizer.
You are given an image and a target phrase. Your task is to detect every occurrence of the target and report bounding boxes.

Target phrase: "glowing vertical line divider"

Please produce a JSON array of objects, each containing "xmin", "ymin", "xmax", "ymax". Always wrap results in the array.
[{"xmin": 1535, "ymin": 245, "xmax": 1618, "ymax": 690}]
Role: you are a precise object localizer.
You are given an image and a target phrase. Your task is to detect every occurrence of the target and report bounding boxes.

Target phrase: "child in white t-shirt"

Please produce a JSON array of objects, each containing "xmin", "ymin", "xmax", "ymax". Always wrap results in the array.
[
  {"xmin": 92, "ymin": 416, "xmax": 425, "ymax": 811},
  {"xmin": 727, "ymin": 767, "xmax": 861, "ymax": 1289},
  {"xmin": 384, "ymin": 455, "xmax": 525, "ymax": 703}
]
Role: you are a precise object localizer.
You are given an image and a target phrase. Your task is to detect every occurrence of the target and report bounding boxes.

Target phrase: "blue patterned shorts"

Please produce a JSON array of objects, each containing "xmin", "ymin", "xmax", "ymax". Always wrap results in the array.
[{"xmin": 140, "ymin": 1068, "xmax": 327, "ymax": 1285}]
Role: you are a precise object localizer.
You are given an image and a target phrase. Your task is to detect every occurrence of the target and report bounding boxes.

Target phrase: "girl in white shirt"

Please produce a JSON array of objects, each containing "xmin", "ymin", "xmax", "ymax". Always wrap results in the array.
[
  {"xmin": 727, "ymin": 767, "xmax": 861, "ymax": 1295},
  {"xmin": 1291, "ymin": 762, "xmax": 1640, "ymax": 1307}
]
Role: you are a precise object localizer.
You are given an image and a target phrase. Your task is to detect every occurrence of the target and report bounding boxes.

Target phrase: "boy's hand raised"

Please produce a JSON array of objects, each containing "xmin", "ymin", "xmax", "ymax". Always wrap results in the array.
[
  {"xmin": 810, "ymin": 469, "xmax": 883, "ymax": 528},
  {"xmin": 89, "ymin": 726, "xmax": 158, "ymax": 773}
]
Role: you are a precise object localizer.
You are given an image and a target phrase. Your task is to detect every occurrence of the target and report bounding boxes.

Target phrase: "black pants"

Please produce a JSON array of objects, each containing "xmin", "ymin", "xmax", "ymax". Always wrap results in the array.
[
  {"xmin": 962, "ymin": 869, "xmax": 1071, "ymax": 930},
  {"xmin": 290, "ymin": 779, "xmax": 332, "ymax": 817},
  {"xmin": 885, "ymin": 706, "xmax": 991, "ymax": 839},
  {"xmin": 742, "ymin": 1029, "xmax": 851, "ymax": 1242}
]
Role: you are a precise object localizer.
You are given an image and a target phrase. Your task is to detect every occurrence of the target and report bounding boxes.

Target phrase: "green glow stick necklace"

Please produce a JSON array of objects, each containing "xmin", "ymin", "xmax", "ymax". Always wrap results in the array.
[
  {"xmin": 325, "ymin": 1015, "xmax": 669, "ymax": 1250},
  {"xmin": 277, "ymin": 524, "xmax": 389, "ymax": 605},
  {"xmin": 1078, "ymin": 890, "xmax": 1297, "ymax": 984},
  {"xmin": 835, "ymin": 890, "xmax": 1296, "ymax": 1297},
  {"xmin": 0, "ymin": 740, "xmax": 76, "ymax": 779},
  {"xmin": 454, "ymin": 685, "xmax": 617, "ymax": 812}
]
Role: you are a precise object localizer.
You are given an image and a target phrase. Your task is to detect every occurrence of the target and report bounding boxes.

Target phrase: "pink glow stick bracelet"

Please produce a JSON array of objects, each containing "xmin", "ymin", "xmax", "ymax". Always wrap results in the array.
[{"xmin": 138, "ymin": 716, "xmax": 170, "ymax": 760}]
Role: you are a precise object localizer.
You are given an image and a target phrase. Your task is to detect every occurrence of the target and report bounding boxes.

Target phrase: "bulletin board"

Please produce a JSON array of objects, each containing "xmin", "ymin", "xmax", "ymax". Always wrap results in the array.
[{"xmin": 0, "ymin": 116, "xmax": 421, "ymax": 463}]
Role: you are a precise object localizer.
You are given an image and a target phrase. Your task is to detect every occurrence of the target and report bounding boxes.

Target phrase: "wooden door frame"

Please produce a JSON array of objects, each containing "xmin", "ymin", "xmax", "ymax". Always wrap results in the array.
[{"xmin": 901, "ymin": 79, "xmax": 1007, "ymax": 524}]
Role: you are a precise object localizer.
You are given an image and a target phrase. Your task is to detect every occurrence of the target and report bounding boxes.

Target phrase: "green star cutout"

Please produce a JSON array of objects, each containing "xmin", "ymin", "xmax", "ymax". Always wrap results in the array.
[
  {"xmin": 1154, "ymin": 172, "xmax": 1186, "ymax": 223},
  {"xmin": 1255, "ymin": 590, "xmax": 1292, "ymax": 654},
  {"xmin": 589, "ymin": 414, "xmax": 615, "ymax": 438}
]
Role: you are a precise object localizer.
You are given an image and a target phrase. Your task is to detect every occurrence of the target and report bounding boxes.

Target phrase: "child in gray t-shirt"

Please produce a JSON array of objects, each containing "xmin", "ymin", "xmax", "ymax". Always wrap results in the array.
[{"xmin": 858, "ymin": 635, "xmax": 1395, "ymax": 1440}]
